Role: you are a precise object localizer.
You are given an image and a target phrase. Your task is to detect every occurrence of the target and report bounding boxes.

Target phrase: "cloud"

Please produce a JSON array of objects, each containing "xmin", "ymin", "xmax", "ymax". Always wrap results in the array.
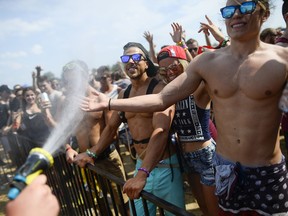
[
  {"xmin": 0, "ymin": 60, "xmax": 23, "ymax": 70},
  {"xmin": 0, "ymin": 51, "xmax": 27, "ymax": 58},
  {"xmin": 0, "ymin": 18, "xmax": 53, "ymax": 38},
  {"xmin": 31, "ymin": 44, "xmax": 43, "ymax": 55}
]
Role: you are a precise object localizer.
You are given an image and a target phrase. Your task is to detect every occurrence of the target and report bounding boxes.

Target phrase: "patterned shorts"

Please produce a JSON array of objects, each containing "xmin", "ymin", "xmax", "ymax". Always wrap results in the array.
[{"xmin": 213, "ymin": 153, "xmax": 288, "ymax": 216}]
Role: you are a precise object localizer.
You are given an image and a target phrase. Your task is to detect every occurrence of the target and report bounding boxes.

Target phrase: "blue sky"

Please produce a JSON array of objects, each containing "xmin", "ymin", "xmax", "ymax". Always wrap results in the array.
[{"xmin": 0, "ymin": 0, "xmax": 284, "ymax": 88}]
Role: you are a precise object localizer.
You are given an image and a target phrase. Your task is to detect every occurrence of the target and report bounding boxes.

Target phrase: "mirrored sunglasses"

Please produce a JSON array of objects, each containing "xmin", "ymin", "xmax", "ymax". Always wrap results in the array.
[
  {"xmin": 158, "ymin": 63, "xmax": 181, "ymax": 75},
  {"xmin": 220, "ymin": 1, "xmax": 258, "ymax": 19},
  {"xmin": 120, "ymin": 53, "xmax": 144, "ymax": 63}
]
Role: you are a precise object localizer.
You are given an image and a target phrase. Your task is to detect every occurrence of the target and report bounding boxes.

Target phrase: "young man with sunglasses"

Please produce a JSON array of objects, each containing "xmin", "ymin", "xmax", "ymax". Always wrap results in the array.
[
  {"xmin": 74, "ymin": 43, "xmax": 185, "ymax": 215},
  {"xmin": 81, "ymin": 0, "xmax": 288, "ymax": 215}
]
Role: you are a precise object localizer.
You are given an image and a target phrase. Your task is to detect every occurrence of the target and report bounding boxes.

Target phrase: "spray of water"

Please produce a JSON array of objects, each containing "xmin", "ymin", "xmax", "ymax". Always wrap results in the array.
[{"xmin": 42, "ymin": 60, "xmax": 89, "ymax": 155}]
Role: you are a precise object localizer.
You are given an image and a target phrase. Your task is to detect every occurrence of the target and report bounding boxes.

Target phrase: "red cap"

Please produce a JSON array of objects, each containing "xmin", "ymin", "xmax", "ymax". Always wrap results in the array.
[{"xmin": 157, "ymin": 45, "xmax": 187, "ymax": 63}]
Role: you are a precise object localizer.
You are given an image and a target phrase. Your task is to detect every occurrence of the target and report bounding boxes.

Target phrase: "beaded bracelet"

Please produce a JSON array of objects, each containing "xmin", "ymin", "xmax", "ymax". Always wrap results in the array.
[
  {"xmin": 176, "ymin": 41, "xmax": 184, "ymax": 46},
  {"xmin": 86, "ymin": 149, "xmax": 98, "ymax": 159},
  {"xmin": 137, "ymin": 167, "xmax": 150, "ymax": 177},
  {"xmin": 176, "ymin": 41, "xmax": 188, "ymax": 50}
]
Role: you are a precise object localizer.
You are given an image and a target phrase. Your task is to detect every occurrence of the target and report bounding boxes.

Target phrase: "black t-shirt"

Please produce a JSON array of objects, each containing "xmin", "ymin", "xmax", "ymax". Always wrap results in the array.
[
  {"xmin": 0, "ymin": 103, "xmax": 9, "ymax": 129},
  {"xmin": 10, "ymin": 97, "xmax": 21, "ymax": 112}
]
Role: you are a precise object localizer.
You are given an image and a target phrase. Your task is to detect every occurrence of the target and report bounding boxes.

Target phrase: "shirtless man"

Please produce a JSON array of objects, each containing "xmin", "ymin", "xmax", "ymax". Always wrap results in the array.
[
  {"xmin": 61, "ymin": 60, "xmax": 129, "ymax": 215},
  {"xmin": 81, "ymin": 1, "xmax": 288, "ymax": 215},
  {"xmin": 74, "ymin": 43, "xmax": 185, "ymax": 216}
]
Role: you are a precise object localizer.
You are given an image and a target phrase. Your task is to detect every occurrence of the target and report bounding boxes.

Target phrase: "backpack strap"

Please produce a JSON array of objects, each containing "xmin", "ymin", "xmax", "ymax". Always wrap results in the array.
[
  {"xmin": 146, "ymin": 78, "xmax": 159, "ymax": 94},
  {"xmin": 119, "ymin": 78, "xmax": 159, "ymax": 123},
  {"xmin": 123, "ymin": 84, "xmax": 132, "ymax": 99},
  {"xmin": 118, "ymin": 84, "xmax": 132, "ymax": 123}
]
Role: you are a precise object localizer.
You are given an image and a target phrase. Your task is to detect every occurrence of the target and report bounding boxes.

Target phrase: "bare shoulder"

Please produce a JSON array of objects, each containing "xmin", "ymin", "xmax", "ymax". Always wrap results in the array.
[
  {"xmin": 187, "ymin": 48, "xmax": 225, "ymax": 75},
  {"xmin": 271, "ymin": 43, "xmax": 288, "ymax": 63}
]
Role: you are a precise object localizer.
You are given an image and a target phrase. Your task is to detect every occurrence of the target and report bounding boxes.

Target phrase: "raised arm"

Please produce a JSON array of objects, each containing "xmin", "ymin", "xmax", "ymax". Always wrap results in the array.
[
  {"xmin": 199, "ymin": 15, "xmax": 227, "ymax": 45},
  {"xmin": 143, "ymin": 31, "xmax": 158, "ymax": 63},
  {"xmin": 170, "ymin": 22, "xmax": 193, "ymax": 62}
]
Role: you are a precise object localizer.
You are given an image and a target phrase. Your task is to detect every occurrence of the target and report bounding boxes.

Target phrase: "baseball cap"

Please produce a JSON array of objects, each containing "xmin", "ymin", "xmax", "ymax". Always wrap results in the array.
[
  {"xmin": 123, "ymin": 42, "xmax": 157, "ymax": 77},
  {"xmin": 157, "ymin": 45, "xmax": 187, "ymax": 63}
]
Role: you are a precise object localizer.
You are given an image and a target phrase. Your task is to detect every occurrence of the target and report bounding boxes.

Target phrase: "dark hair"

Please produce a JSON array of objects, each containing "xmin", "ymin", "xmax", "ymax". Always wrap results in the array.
[
  {"xmin": 22, "ymin": 87, "xmax": 37, "ymax": 109},
  {"xmin": 260, "ymin": 28, "xmax": 277, "ymax": 41},
  {"xmin": 123, "ymin": 42, "xmax": 157, "ymax": 77},
  {"xmin": 186, "ymin": 38, "xmax": 199, "ymax": 46},
  {"xmin": 37, "ymin": 75, "xmax": 50, "ymax": 84},
  {"xmin": 283, "ymin": 0, "xmax": 288, "ymax": 15},
  {"xmin": 0, "ymin": 85, "xmax": 11, "ymax": 93}
]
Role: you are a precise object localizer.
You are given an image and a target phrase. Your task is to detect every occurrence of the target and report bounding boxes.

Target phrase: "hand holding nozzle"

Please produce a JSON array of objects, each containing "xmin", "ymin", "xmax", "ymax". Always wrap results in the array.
[
  {"xmin": 7, "ymin": 148, "xmax": 54, "ymax": 200},
  {"xmin": 5, "ymin": 175, "xmax": 60, "ymax": 216}
]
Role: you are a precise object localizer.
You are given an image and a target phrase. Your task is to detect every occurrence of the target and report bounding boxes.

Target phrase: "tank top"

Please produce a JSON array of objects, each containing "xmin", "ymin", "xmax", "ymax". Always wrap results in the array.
[
  {"xmin": 18, "ymin": 111, "xmax": 51, "ymax": 146},
  {"xmin": 172, "ymin": 95, "xmax": 211, "ymax": 142}
]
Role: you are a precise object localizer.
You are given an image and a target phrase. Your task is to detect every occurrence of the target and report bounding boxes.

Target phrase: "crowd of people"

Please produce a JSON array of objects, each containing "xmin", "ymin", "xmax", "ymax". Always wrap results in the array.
[{"xmin": 2, "ymin": 0, "xmax": 288, "ymax": 215}]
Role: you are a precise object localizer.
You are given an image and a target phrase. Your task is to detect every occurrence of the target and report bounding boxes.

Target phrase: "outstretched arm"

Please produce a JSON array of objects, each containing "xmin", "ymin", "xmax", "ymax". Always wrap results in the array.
[{"xmin": 81, "ymin": 61, "xmax": 203, "ymax": 113}]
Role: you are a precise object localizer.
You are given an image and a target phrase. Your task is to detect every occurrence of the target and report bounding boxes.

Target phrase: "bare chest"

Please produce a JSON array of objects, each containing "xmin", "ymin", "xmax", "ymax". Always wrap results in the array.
[{"xmin": 205, "ymin": 57, "xmax": 286, "ymax": 100}]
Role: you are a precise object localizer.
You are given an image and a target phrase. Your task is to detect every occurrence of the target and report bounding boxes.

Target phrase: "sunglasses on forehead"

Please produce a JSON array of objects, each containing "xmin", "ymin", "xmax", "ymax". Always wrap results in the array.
[
  {"xmin": 120, "ymin": 53, "xmax": 145, "ymax": 63},
  {"xmin": 220, "ymin": 0, "xmax": 264, "ymax": 19}
]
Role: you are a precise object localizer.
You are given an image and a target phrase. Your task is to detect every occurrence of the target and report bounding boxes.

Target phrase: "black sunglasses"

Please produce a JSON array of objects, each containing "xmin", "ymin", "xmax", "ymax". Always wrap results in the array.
[
  {"xmin": 220, "ymin": 1, "xmax": 261, "ymax": 19},
  {"xmin": 188, "ymin": 48, "xmax": 198, "ymax": 53},
  {"xmin": 120, "ymin": 53, "xmax": 145, "ymax": 63}
]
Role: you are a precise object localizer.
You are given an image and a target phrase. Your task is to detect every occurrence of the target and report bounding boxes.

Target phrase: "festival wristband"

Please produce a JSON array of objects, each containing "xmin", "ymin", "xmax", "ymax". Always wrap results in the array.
[
  {"xmin": 137, "ymin": 167, "xmax": 150, "ymax": 177},
  {"xmin": 86, "ymin": 149, "xmax": 98, "ymax": 159}
]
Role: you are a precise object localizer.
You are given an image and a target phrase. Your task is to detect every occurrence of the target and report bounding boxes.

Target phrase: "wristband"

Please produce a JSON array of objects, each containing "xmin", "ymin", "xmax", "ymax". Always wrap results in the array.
[
  {"xmin": 176, "ymin": 41, "xmax": 188, "ymax": 50},
  {"xmin": 176, "ymin": 41, "xmax": 184, "ymax": 46},
  {"xmin": 86, "ymin": 149, "xmax": 98, "ymax": 159},
  {"xmin": 137, "ymin": 167, "xmax": 150, "ymax": 177},
  {"xmin": 66, "ymin": 146, "xmax": 72, "ymax": 152},
  {"xmin": 108, "ymin": 98, "xmax": 111, "ymax": 111}
]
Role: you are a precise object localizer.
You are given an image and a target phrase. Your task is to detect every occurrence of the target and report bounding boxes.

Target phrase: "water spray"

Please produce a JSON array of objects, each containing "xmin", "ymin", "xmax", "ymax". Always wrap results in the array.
[{"xmin": 7, "ymin": 147, "xmax": 54, "ymax": 200}]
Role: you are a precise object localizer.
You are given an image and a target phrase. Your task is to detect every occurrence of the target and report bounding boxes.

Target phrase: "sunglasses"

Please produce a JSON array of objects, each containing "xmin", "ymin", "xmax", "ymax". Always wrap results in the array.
[
  {"xmin": 220, "ymin": 1, "xmax": 262, "ymax": 19},
  {"xmin": 188, "ymin": 47, "xmax": 198, "ymax": 52},
  {"xmin": 120, "ymin": 53, "xmax": 145, "ymax": 63},
  {"xmin": 158, "ymin": 63, "xmax": 181, "ymax": 75}
]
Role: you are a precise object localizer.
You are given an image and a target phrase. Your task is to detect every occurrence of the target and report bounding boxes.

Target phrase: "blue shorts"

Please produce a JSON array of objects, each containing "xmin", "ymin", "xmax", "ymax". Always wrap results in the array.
[
  {"xmin": 132, "ymin": 154, "xmax": 185, "ymax": 216},
  {"xmin": 182, "ymin": 139, "xmax": 216, "ymax": 186}
]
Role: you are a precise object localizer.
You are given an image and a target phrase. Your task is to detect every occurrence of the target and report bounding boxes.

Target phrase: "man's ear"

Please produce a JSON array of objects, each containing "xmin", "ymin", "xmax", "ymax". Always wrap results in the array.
[{"xmin": 262, "ymin": 9, "xmax": 270, "ymax": 23}]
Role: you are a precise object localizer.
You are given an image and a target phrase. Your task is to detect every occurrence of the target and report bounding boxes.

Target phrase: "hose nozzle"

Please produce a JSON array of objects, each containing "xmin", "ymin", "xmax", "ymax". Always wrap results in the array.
[{"xmin": 7, "ymin": 147, "xmax": 54, "ymax": 200}]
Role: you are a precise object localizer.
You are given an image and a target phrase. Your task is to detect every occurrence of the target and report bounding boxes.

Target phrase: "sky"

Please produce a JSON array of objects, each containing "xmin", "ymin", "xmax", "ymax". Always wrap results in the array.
[{"xmin": 0, "ymin": 0, "xmax": 284, "ymax": 89}]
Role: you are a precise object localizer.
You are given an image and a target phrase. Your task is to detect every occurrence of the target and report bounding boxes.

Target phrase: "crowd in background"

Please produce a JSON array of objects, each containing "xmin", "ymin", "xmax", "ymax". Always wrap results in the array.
[{"xmin": 2, "ymin": 1, "xmax": 288, "ymax": 215}]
